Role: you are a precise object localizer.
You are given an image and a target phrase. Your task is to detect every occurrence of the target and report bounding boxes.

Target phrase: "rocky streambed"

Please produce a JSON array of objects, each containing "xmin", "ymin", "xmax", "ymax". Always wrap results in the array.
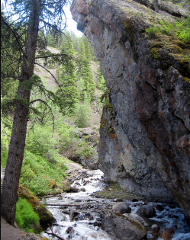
[{"xmin": 40, "ymin": 164, "xmax": 190, "ymax": 240}]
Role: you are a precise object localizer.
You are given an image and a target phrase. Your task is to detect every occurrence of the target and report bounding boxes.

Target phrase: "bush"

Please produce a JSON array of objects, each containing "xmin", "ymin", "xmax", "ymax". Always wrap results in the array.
[
  {"xmin": 20, "ymin": 150, "xmax": 67, "ymax": 196},
  {"xmin": 15, "ymin": 197, "xmax": 40, "ymax": 233},
  {"xmin": 74, "ymin": 99, "xmax": 90, "ymax": 128},
  {"xmin": 56, "ymin": 121, "xmax": 78, "ymax": 152},
  {"xmin": 146, "ymin": 26, "xmax": 160, "ymax": 39},
  {"xmin": 25, "ymin": 125, "xmax": 58, "ymax": 162}
]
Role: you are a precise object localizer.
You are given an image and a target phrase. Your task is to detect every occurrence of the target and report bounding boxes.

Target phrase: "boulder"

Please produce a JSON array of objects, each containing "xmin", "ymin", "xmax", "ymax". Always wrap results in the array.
[
  {"xmin": 102, "ymin": 213, "xmax": 147, "ymax": 240},
  {"xmin": 136, "ymin": 205, "xmax": 156, "ymax": 218},
  {"xmin": 112, "ymin": 202, "xmax": 131, "ymax": 214}
]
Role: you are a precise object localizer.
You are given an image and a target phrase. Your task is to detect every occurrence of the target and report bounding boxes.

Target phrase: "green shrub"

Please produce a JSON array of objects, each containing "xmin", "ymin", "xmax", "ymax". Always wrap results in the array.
[
  {"xmin": 146, "ymin": 26, "xmax": 160, "ymax": 39},
  {"xmin": 15, "ymin": 197, "xmax": 40, "ymax": 233},
  {"xmin": 25, "ymin": 125, "xmax": 58, "ymax": 162},
  {"xmin": 74, "ymin": 99, "xmax": 90, "ymax": 128},
  {"xmin": 56, "ymin": 122, "xmax": 78, "ymax": 151},
  {"xmin": 20, "ymin": 150, "xmax": 67, "ymax": 196},
  {"xmin": 76, "ymin": 141, "xmax": 96, "ymax": 159}
]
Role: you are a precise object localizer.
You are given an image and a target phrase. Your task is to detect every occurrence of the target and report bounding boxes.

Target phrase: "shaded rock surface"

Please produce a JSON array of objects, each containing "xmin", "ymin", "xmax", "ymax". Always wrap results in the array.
[
  {"xmin": 136, "ymin": 205, "xmax": 156, "ymax": 218},
  {"xmin": 102, "ymin": 213, "xmax": 147, "ymax": 240},
  {"xmin": 112, "ymin": 202, "xmax": 131, "ymax": 214},
  {"xmin": 71, "ymin": 0, "xmax": 190, "ymax": 221}
]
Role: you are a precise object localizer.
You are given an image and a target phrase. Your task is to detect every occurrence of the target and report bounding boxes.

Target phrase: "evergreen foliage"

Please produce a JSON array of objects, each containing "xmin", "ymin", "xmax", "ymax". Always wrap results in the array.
[
  {"xmin": 77, "ymin": 41, "xmax": 96, "ymax": 101},
  {"xmin": 56, "ymin": 32, "xmax": 80, "ymax": 114},
  {"xmin": 96, "ymin": 65, "xmax": 107, "ymax": 91}
]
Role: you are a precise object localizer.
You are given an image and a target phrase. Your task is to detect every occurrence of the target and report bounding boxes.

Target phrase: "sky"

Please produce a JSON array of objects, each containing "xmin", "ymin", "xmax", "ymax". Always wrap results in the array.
[
  {"xmin": 2, "ymin": 0, "xmax": 83, "ymax": 37},
  {"xmin": 64, "ymin": 7, "xmax": 83, "ymax": 37}
]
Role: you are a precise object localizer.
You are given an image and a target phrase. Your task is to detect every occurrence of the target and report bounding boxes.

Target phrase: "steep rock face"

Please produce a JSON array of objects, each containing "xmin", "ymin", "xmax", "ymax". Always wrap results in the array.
[{"xmin": 71, "ymin": 0, "xmax": 190, "ymax": 220}]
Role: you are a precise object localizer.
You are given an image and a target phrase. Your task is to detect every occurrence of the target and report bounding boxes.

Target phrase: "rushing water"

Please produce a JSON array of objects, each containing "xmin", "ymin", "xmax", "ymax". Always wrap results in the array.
[{"xmin": 41, "ymin": 169, "xmax": 190, "ymax": 240}]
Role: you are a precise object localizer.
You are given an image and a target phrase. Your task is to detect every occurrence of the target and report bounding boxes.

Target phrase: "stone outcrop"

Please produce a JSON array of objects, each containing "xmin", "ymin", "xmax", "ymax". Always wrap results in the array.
[{"xmin": 71, "ymin": 0, "xmax": 190, "ymax": 221}]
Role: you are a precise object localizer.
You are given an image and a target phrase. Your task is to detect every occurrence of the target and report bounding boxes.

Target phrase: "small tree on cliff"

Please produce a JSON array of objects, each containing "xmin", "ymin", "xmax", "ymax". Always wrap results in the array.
[{"xmin": 1, "ymin": 0, "xmax": 70, "ymax": 225}]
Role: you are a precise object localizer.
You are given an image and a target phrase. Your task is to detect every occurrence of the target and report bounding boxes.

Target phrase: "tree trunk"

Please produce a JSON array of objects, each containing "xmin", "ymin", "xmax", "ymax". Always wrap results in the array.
[
  {"xmin": 154, "ymin": 0, "xmax": 159, "ymax": 13},
  {"xmin": 1, "ymin": 0, "xmax": 41, "ymax": 225}
]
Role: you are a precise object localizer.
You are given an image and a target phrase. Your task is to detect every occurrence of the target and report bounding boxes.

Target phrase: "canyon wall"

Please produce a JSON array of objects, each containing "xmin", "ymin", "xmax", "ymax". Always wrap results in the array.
[{"xmin": 71, "ymin": 0, "xmax": 190, "ymax": 221}]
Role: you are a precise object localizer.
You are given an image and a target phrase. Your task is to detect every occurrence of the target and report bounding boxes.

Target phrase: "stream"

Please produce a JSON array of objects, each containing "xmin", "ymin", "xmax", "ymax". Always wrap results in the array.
[{"xmin": 40, "ymin": 168, "xmax": 190, "ymax": 240}]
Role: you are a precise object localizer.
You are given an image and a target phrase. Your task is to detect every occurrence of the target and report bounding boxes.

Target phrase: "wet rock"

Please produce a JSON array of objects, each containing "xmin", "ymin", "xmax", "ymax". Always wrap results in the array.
[
  {"xmin": 113, "ymin": 198, "xmax": 123, "ymax": 202},
  {"xmin": 69, "ymin": 208, "xmax": 79, "ymax": 222},
  {"xmin": 70, "ymin": 186, "xmax": 80, "ymax": 192},
  {"xmin": 155, "ymin": 204, "xmax": 164, "ymax": 212},
  {"xmin": 123, "ymin": 213, "xmax": 150, "ymax": 228},
  {"xmin": 66, "ymin": 226, "xmax": 75, "ymax": 234},
  {"xmin": 112, "ymin": 202, "xmax": 131, "ymax": 214},
  {"xmin": 102, "ymin": 213, "xmax": 147, "ymax": 240},
  {"xmin": 161, "ymin": 227, "xmax": 175, "ymax": 240},
  {"xmin": 132, "ymin": 199, "xmax": 139, "ymax": 202},
  {"xmin": 80, "ymin": 187, "xmax": 86, "ymax": 192},
  {"xmin": 62, "ymin": 181, "xmax": 71, "ymax": 192},
  {"xmin": 75, "ymin": 214, "xmax": 86, "ymax": 220},
  {"xmin": 136, "ymin": 205, "xmax": 156, "ymax": 218},
  {"xmin": 151, "ymin": 224, "xmax": 160, "ymax": 233},
  {"xmin": 91, "ymin": 220, "xmax": 102, "ymax": 226},
  {"xmin": 85, "ymin": 212, "xmax": 94, "ymax": 220},
  {"xmin": 62, "ymin": 210, "xmax": 69, "ymax": 214},
  {"xmin": 146, "ymin": 233, "xmax": 159, "ymax": 240}
]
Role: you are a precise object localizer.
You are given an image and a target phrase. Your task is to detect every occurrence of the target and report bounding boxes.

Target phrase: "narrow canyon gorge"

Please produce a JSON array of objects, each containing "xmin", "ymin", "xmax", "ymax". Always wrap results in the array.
[{"xmin": 71, "ymin": 0, "xmax": 190, "ymax": 222}]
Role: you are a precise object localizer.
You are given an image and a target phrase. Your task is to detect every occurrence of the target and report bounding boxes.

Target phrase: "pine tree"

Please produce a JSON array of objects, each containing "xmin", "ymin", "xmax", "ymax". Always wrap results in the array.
[
  {"xmin": 1, "ymin": 0, "xmax": 69, "ymax": 225},
  {"xmin": 97, "ymin": 65, "xmax": 107, "ymax": 92},
  {"xmin": 77, "ymin": 41, "xmax": 96, "ymax": 101},
  {"xmin": 56, "ymin": 33, "xmax": 79, "ymax": 114}
]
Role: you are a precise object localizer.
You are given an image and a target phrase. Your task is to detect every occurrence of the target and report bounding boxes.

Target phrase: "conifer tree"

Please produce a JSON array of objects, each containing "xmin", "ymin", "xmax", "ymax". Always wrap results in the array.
[
  {"xmin": 56, "ymin": 32, "xmax": 79, "ymax": 114},
  {"xmin": 1, "ymin": 0, "xmax": 69, "ymax": 225},
  {"xmin": 77, "ymin": 41, "xmax": 96, "ymax": 101},
  {"xmin": 97, "ymin": 65, "xmax": 107, "ymax": 92}
]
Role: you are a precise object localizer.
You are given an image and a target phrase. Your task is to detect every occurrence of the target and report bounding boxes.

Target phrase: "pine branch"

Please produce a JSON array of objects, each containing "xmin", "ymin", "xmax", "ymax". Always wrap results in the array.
[
  {"xmin": 35, "ymin": 53, "xmax": 68, "ymax": 59},
  {"xmin": 29, "ymin": 99, "xmax": 55, "ymax": 130},
  {"xmin": 1, "ymin": 15, "xmax": 26, "ymax": 58}
]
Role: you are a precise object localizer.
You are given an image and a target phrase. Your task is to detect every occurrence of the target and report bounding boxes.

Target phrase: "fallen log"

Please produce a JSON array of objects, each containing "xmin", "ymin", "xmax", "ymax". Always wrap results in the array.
[
  {"xmin": 45, "ymin": 194, "xmax": 62, "ymax": 198},
  {"xmin": 45, "ymin": 230, "xmax": 65, "ymax": 240},
  {"xmin": 46, "ymin": 203, "xmax": 83, "ymax": 207}
]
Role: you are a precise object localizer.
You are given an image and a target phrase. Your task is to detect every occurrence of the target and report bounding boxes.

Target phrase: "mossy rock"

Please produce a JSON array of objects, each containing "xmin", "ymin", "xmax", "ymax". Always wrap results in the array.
[
  {"xmin": 62, "ymin": 181, "xmax": 71, "ymax": 192},
  {"xmin": 18, "ymin": 184, "xmax": 55, "ymax": 229}
]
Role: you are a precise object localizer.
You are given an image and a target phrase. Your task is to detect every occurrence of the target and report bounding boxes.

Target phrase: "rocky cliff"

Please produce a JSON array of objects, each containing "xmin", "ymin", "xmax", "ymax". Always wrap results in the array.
[{"xmin": 71, "ymin": 0, "xmax": 190, "ymax": 221}]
